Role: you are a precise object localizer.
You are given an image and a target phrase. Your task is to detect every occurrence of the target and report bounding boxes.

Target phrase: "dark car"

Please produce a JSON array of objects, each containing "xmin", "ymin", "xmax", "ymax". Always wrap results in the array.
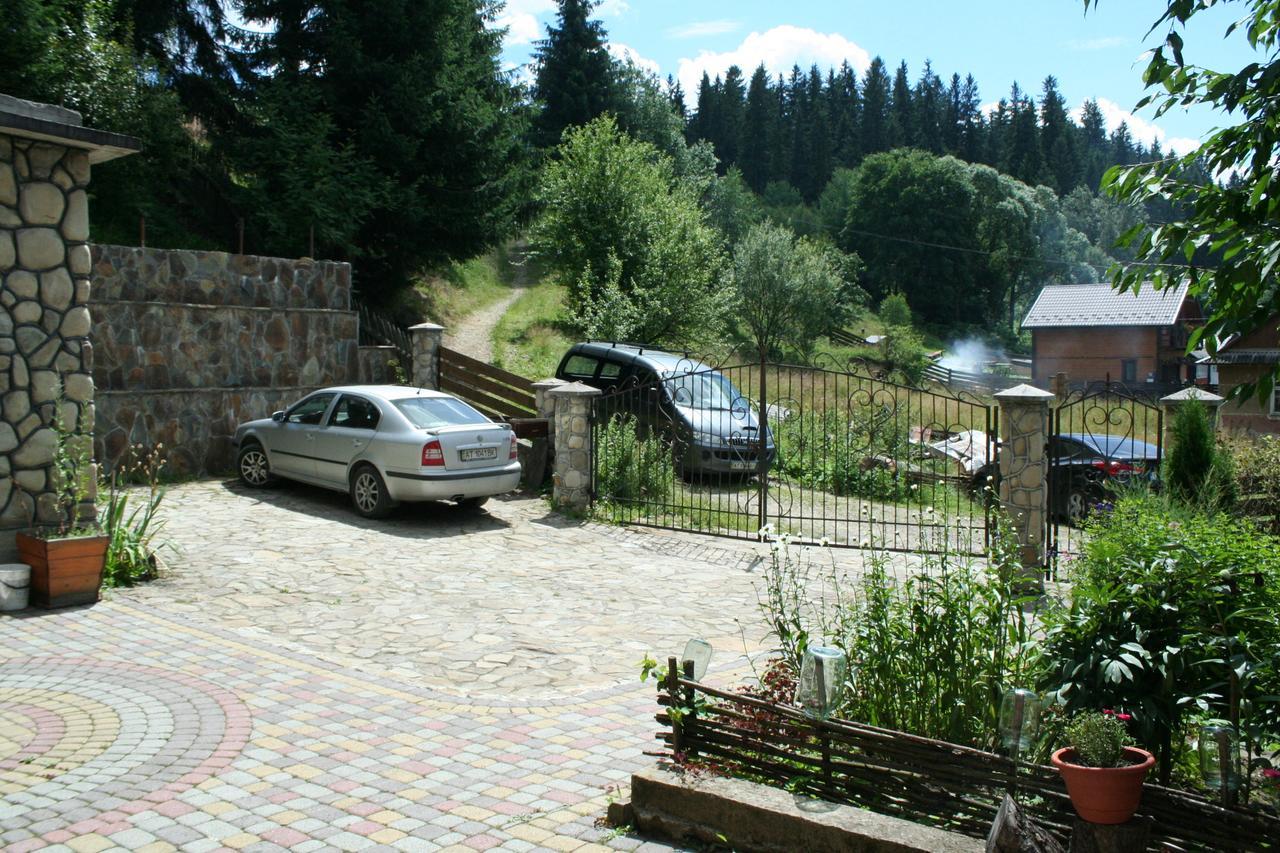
[
  {"xmin": 554, "ymin": 342, "xmax": 775, "ymax": 476},
  {"xmin": 972, "ymin": 432, "xmax": 1160, "ymax": 523}
]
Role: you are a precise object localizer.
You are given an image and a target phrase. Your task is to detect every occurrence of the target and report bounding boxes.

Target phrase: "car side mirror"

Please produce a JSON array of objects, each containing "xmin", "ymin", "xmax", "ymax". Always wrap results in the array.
[{"xmin": 271, "ymin": 411, "xmax": 285, "ymax": 422}]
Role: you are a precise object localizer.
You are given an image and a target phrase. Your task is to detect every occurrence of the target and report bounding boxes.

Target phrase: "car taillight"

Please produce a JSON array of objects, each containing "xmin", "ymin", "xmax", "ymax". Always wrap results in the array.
[
  {"xmin": 509, "ymin": 433, "xmax": 518, "ymax": 460},
  {"xmin": 1091, "ymin": 459, "xmax": 1136, "ymax": 477},
  {"xmin": 422, "ymin": 439, "xmax": 444, "ymax": 467}
]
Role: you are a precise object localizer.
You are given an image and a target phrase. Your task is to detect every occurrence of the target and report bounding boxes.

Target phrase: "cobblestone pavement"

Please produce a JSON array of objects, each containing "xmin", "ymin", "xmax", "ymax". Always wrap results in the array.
[{"xmin": 1, "ymin": 480, "xmax": 868, "ymax": 851}]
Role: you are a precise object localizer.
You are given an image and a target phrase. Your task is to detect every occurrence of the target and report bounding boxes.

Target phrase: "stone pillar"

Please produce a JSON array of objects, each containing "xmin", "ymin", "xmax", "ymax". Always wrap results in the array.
[
  {"xmin": 547, "ymin": 382, "xmax": 600, "ymax": 511},
  {"xmin": 532, "ymin": 378, "xmax": 565, "ymax": 440},
  {"xmin": 994, "ymin": 384, "xmax": 1055, "ymax": 588},
  {"xmin": 0, "ymin": 96, "xmax": 140, "ymax": 559},
  {"xmin": 1160, "ymin": 387, "xmax": 1225, "ymax": 453},
  {"xmin": 409, "ymin": 322, "xmax": 443, "ymax": 390}
]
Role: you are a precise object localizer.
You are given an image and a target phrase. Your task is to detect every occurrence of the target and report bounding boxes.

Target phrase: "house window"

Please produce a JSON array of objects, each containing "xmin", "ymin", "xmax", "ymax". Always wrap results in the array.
[
  {"xmin": 1122, "ymin": 359, "xmax": 1137, "ymax": 383},
  {"xmin": 1271, "ymin": 383, "xmax": 1279, "ymax": 417}
]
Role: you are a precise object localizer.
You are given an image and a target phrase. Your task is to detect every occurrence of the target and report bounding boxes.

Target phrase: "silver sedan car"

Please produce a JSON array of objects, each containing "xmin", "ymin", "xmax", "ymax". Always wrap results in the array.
[{"xmin": 233, "ymin": 385, "xmax": 522, "ymax": 518}]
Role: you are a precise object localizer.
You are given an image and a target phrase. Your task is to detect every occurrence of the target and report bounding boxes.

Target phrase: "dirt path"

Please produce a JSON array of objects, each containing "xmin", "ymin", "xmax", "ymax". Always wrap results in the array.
[{"xmin": 442, "ymin": 244, "xmax": 529, "ymax": 362}]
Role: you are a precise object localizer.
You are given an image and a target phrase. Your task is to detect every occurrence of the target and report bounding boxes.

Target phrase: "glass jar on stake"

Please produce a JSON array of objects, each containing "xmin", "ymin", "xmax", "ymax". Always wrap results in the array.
[
  {"xmin": 998, "ymin": 688, "xmax": 1042, "ymax": 798},
  {"xmin": 1199, "ymin": 721, "xmax": 1241, "ymax": 806},
  {"xmin": 681, "ymin": 639, "xmax": 712, "ymax": 681},
  {"xmin": 795, "ymin": 646, "xmax": 847, "ymax": 719}
]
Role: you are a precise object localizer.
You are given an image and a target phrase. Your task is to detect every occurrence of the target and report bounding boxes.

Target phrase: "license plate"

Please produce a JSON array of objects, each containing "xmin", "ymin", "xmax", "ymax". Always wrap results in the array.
[
  {"xmin": 461, "ymin": 447, "xmax": 498, "ymax": 462},
  {"xmin": 729, "ymin": 461, "xmax": 754, "ymax": 471}
]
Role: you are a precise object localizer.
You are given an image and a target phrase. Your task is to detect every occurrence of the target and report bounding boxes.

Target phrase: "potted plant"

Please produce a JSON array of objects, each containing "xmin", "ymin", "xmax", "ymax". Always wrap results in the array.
[
  {"xmin": 15, "ymin": 405, "xmax": 109, "ymax": 608},
  {"xmin": 1052, "ymin": 710, "xmax": 1156, "ymax": 825}
]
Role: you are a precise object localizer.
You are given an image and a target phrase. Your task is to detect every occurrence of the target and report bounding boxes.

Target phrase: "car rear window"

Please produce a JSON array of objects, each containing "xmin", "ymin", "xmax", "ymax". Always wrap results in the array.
[{"xmin": 393, "ymin": 396, "xmax": 488, "ymax": 428}]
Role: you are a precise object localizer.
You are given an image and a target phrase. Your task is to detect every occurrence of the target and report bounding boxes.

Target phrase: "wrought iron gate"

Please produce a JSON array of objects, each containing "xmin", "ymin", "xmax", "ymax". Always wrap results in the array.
[
  {"xmin": 1046, "ymin": 383, "xmax": 1164, "ymax": 572},
  {"xmin": 589, "ymin": 360, "xmax": 998, "ymax": 556}
]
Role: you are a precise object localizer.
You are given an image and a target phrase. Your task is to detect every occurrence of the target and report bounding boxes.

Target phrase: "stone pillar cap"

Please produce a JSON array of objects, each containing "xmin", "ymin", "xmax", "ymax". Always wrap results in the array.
[
  {"xmin": 408, "ymin": 322, "xmax": 444, "ymax": 332},
  {"xmin": 532, "ymin": 378, "xmax": 568, "ymax": 389},
  {"xmin": 1160, "ymin": 387, "xmax": 1225, "ymax": 404},
  {"xmin": 546, "ymin": 381, "xmax": 601, "ymax": 397},
  {"xmin": 994, "ymin": 384, "xmax": 1055, "ymax": 401}
]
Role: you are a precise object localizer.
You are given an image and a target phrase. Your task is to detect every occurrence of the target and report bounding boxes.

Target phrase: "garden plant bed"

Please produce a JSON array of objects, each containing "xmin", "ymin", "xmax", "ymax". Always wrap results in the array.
[{"xmin": 653, "ymin": 666, "xmax": 1280, "ymax": 850}]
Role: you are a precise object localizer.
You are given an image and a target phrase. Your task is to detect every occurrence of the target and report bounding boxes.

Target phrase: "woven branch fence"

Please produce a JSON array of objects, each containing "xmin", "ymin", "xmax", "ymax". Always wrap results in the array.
[{"xmin": 654, "ymin": 661, "xmax": 1278, "ymax": 851}]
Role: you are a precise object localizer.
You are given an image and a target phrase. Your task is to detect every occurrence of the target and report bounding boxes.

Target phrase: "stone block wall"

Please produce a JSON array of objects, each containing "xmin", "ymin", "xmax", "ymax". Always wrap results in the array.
[
  {"xmin": 89, "ymin": 245, "xmax": 376, "ymax": 475},
  {"xmin": 0, "ymin": 134, "xmax": 95, "ymax": 543}
]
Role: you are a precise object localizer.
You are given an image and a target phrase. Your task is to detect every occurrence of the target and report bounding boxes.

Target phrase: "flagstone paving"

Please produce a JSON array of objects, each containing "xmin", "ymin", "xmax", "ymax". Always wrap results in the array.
[{"xmin": 0, "ymin": 480, "xmax": 868, "ymax": 851}]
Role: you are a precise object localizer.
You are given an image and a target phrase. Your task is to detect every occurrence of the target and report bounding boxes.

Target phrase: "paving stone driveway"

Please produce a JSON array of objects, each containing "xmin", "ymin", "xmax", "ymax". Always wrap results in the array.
[{"xmin": 1, "ymin": 480, "xmax": 864, "ymax": 851}]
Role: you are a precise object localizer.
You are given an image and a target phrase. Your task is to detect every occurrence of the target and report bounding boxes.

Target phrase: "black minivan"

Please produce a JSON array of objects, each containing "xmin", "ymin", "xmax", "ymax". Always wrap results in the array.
[{"xmin": 554, "ymin": 342, "xmax": 775, "ymax": 475}]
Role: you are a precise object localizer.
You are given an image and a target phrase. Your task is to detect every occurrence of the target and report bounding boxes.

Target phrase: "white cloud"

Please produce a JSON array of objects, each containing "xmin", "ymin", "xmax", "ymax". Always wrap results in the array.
[
  {"xmin": 1067, "ymin": 36, "xmax": 1129, "ymax": 52},
  {"xmin": 1075, "ymin": 97, "xmax": 1200, "ymax": 156},
  {"xmin": 608, "ymin": 42, "xmax": 661, "ymax": 77},
  {"xmin": 676, "ymin": 25, "xmax": 871, "ymax": 98},
  {"xmin": 667, "ymin": 20, "xmax": 741, "ymax": 39},
  {"xmin": 597, "ymin": 0, "xmax": 629, "ymax": 17},
  {"xmin": 493, "ymin": 0, "xmax": 554, "ymax": 48}
]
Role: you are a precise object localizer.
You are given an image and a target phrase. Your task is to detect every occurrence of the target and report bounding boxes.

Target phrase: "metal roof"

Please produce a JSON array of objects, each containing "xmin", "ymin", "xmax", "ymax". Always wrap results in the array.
[
  {"xmin": 1204, "ymin": 350, "xmax": 1280, "ymax": 365},
  {"xmin": 1022, "ymin": 281, "xmax": 1191, "ymax": 328}
]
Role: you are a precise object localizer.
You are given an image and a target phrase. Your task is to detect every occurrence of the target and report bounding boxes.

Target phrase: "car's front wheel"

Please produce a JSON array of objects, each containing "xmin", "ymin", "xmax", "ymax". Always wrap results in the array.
[
  {"xmin": 238, "ymin": 442, "xmax": 275, "ymax": 488},
  {"xmin": 350, "ymin": 464, "xmax": 395, "ymax": 519},
  {"xmin": 1065, "ymin": 487, "xmax": 1090, "ymax": 525}
]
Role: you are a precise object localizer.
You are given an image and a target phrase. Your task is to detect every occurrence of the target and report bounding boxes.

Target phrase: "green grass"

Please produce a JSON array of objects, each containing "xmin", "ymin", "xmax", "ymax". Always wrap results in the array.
[{"xmin": 492, "ymin": 278, "xmax": 573, "ymax": 380}]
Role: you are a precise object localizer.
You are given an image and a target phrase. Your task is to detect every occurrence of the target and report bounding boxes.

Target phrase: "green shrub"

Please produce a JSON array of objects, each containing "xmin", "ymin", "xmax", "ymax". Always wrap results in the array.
[
  {"xmin": 878, "ymin": 292, "xmax": 912, "ymax": 328},
  {"xmin": 882, "ymin": 325, "xmax": 930, "ymax": 386},
  {"xmin": 1163, "ymin": 399, "xmax": 1235, "ymax": 509},
  {"xmin": 1065, "ymin": 711, "xmax": 1134, "ymax": 768},
  {"xmin": 593, "ymin": 414, "xmax": 674, "ymax": 504},
  {"xmin": 100, "ymin": 444, "xmax": 169, "ymax": 587},
  {"xmin": 758, "ymin": 520, "xmax": 1040, "ymax": 750},
  {"xmin": 1041, "ymin": 493, "xmax": 1280, "ymax": 785},
  {"xmin": 769, "ymin": 409, "xmax": 914, "ymax": 502},
  {"xmin": 1223, "ymin": 432, "xmax": 1280, "ymax": 533}
]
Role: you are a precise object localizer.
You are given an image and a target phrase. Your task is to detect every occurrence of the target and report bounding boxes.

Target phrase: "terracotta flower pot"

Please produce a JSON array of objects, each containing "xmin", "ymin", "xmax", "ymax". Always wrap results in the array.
[
  {"xmin": 15, "ymin": 531, "xmax": 109, "ymax": 609},
  {"xmin": 1052, "ymin": 746, "xmax": 1155, "ymax": 825}
]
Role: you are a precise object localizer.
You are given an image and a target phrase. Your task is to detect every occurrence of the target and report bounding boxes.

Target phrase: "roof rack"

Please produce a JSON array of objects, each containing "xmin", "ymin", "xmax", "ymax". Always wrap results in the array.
[{"xmin": 582, "ymin": 340, "xmax": 692, "ymax": 358}]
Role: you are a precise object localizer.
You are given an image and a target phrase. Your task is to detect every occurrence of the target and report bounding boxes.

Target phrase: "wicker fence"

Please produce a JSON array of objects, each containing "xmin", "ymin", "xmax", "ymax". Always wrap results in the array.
[{"xmin": 654, "ymin": 660, "xmax": 1279, "ymax": 851}]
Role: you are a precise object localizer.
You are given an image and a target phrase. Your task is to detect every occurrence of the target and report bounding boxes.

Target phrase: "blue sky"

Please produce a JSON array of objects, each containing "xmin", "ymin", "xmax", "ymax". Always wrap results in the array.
[{"xmin": 497, "ymin": 1, "xmax": 1260, "ymax": 155}]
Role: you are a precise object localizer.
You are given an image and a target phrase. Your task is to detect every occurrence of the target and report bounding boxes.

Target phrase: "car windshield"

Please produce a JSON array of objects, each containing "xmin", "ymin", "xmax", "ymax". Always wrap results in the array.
[
  {"xmin": 393, "ymin": 396, "xmax": 487, "ymax": 428},
  {"xmin": 662, "ymin": 370, "xmax": 740, "ymax": 410}
]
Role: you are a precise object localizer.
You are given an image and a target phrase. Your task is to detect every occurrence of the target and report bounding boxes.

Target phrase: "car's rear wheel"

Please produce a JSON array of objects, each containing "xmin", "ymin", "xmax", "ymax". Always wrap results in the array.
[
  {"xmin": 238, "ymin": 442, "xmax": 275, "ymax": 488},
  {"xmin": 350, "ymin": 465, "xmax": 395, "ymax": 519},
  {"xmin": 457, "ymin": 496, "xmax": 489, "ymax": 511}
]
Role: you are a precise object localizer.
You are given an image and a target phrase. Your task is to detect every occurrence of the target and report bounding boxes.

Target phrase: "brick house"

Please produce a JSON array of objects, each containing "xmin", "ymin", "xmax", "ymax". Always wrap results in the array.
[
  {"xmin": 1206, "ymin": 318, "xmax": 1280, "ymax": 433},
  {"xmin": 1022, "ymin": 281, "xmax": 1200, "ymax": 390}
]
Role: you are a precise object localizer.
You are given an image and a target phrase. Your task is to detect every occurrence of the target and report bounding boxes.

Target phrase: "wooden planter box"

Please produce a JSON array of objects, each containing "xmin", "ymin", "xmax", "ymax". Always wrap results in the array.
[{"xmin": 15, "ymin": 532, "xmax": 109, "ymax": 609}]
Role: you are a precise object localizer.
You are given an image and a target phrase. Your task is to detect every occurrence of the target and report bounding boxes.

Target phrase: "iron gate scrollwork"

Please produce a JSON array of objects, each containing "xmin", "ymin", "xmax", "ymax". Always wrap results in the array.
[
  {"xmin": 589, "ymin": 357, "xmax": 999, "ymax": 556},
  {"xmin": 1046, "ymin": 382, "xmax": 1164, "ymax": 574}
]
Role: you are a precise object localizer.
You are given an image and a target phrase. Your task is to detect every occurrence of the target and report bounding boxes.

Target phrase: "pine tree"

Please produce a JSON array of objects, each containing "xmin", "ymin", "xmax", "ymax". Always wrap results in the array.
[
  {"xmin": 689, "ymin": 72, "xmax": 718, "ymax": 146},
  {"xmin": 713, "ymin": 65, "xmax": 746, "ymax": 169},
  {"xmin": 958, "ymin": 74, "xmax": 984, "ymax": 163},
  {"xmin": 914, "ymin": 60, "xmax": 944, "ymax": 154},
  {"xmin": 307, "ymin": 0, "xmax": 530, "ymax": 294},
  {"xmin": 861, "ymin": 57, "xmax": 891, "ymax": 155},
  {"xmin": 1078, "ymin": 98, "xmax": 1109, "ymax": 190},
  {"xmin": 1039, "ymin": 76, "xmax": 1077, "ymax": 191},
  {"xmin": 532, "ymin": 0, "xmax": 618, "ymax": 148},
  {"xmin": 828, "ymin": 61, "xmax": 861, "ymax": 167},
  {"xmin": 888, "ymin": 60, "xmax": 913, "ymax": 148},
  {"xmin": 739, "ymin": 64, "xmax": 778, "ymax": 192}
]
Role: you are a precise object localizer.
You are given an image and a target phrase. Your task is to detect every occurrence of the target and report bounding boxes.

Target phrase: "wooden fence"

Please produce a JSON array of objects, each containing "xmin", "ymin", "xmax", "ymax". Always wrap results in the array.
[
  {"xmin": 439, "ymin": 346, "xmax": 536, "ymax": 421},
  {"xmin": 353, "ymin": 295, "xmax": 413, "ymax": 367},
  {"xmin": 655, "ymin": 662, "xmax": 1279, "ymax": 851}
]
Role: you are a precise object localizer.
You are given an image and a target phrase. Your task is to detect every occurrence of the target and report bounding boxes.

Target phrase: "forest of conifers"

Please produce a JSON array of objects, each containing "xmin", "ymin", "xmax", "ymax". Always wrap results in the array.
[{"xmin": 0, "ymin": 0, "xmax": 1202, "ymax": 341}]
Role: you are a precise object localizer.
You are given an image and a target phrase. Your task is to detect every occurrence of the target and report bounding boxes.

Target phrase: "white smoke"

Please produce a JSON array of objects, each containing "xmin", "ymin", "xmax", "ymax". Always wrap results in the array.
[{"xmin": 938, "ymin": 338, "xmax": 1006, "ymax": 374}]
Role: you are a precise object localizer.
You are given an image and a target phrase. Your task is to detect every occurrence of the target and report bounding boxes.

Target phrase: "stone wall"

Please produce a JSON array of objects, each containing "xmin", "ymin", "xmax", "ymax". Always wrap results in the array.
[
  {"xmin": 90, "ymin": 245, "xmax": 383, "ymax": 475},
  {"xmin": 0, "ymin": 133, "xmax": 95, "ymax": 542}
]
